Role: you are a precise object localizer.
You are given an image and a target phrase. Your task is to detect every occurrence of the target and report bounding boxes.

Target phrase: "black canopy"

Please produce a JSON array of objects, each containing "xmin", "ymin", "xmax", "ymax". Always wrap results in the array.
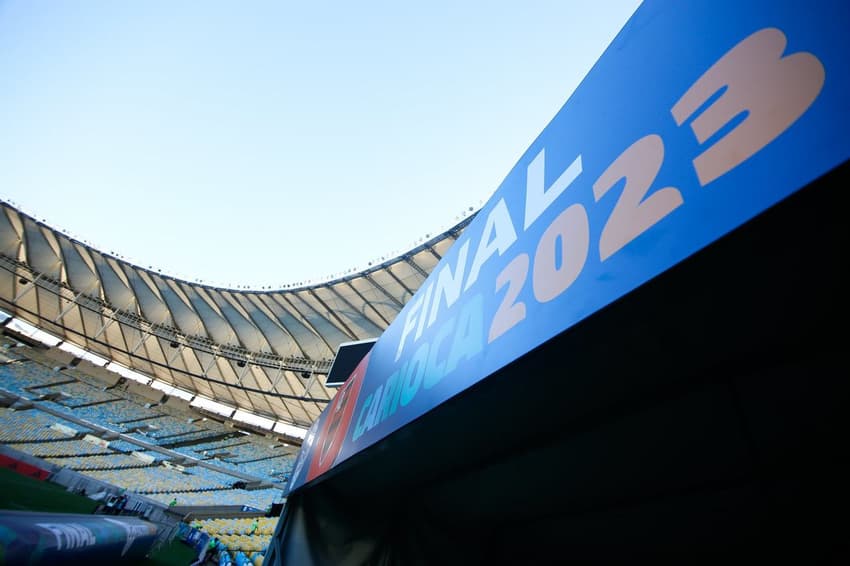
[{"xmin": 265, "ymin": 162, "xmax": 848, "ymax": 564}]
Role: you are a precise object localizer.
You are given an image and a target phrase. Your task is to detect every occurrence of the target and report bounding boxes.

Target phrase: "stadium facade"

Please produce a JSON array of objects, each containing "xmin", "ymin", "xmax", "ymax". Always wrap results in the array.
[{"xmin": 0, "ymin": 199, "xmax": 472, "ymax": 429}]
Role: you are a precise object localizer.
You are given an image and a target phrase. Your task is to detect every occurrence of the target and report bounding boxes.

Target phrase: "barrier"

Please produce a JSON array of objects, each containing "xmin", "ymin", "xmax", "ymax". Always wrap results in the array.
[
  {"xmin": 0, "ymin": 510, "xmax": 158, "ymax": 564},
  {"xmin": 0, "ymin": 452, "xmax": 52, "ymax": 481}
]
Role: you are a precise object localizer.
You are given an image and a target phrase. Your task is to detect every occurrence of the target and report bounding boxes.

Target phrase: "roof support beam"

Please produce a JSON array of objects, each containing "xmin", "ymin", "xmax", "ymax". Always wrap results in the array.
[
  {"xmin": 363, "ymin": 273, "xmax": 404, "ymax": 309},
  {"xmin": 12, "ymin": 272, "xmax": 45, "ymax": 302},
  {"xmin": 52, "ymin": 281, "xmax": 100, "ymax": 324},
  {"xmin": 306, "ymin": 288, "xmax": 357, "ymax": 340},
  {"xmin": 404, "ymin": 256, "xmax": 431, "ymax": 280},
  {"xmin": 342, "ymin": 281, "xmax": 392, "ymax": 328}
]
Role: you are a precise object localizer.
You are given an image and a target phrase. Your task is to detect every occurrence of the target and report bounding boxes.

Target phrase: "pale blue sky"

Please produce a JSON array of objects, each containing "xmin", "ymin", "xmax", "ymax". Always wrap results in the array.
[{"xmin": 0, "ymin": 1, "xmax": 641, "ymax": 288}]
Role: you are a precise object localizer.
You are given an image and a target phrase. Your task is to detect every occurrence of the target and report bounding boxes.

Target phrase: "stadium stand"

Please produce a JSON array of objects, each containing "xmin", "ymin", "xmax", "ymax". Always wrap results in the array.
[
  {"xmin": 0, "ymin": 407, "xmax": 90, "ymax": 442},
  {"xmin": 108, "ymin": 439, "xmax": 149, "ymax": 453},
  {"xmin": 122, "ymin": 414, "xmax": 204, "ymax": 438},
  {"xmin": 5, "ymin": 438, "xmax": 113, "ymax": 458},
  {"xmin": 206, "ymin": 441, "xmax": 291, "ymax": 463},
  {"xmin": 228, "ymin": 457, "xmax": 293, "ymax": 484},
  {"xmin": 0, "ymin": 184, "xmax": 444, "ymax": 560},
  {"xmin": 144, "ymin": 488, "xmax": 281, "ymax": 510},
  {"xmin": 2, "ymin": 358, "xmax": 287, "ymax": 511},
  {"xmin": 193, "ymin": 516, "xmax": 277, "ymax": 561},
  {"xmin": 85, "ymin": 466, "xmax": 237, "ymax": 494},
  {"xmin": 177, "ymin": 437, "xmax": 250, "ymax": 457},
  {"xmin": 6, "ymin": 304, "xmax": 300, "ymax": 566},
  {"xmin": 66, "ymin": 398, "xmax": 158, "ymax": 426},
  {"xmin": 3, "ymin": 342, "xmax": 72, "ymax": 367},
  {"xmin": 33, "ymin": 380, "xmax": 119, "ymax": 407},
  {"xmin": 60, "ymin": 365, "xmax": 122, "ymax": 388},
  {"xmin": 0, "ymin": 361, "xmax": 72, "ymax": 397},
  {"xmin": 43, "ymin": 453, "xmax": 156, "ymax": 471}
]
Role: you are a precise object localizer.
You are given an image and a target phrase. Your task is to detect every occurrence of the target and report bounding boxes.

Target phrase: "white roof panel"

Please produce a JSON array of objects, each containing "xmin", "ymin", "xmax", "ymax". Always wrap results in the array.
[{"xmin": 0, "ymin": 200, "xmax": 475, "ymax": 426}]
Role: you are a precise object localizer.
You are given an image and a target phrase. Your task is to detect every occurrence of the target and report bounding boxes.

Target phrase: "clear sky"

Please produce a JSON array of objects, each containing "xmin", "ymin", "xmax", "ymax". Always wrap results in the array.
[{"xmin": 0, "ymin": 1, "xmax": 641, "ymax": 289}]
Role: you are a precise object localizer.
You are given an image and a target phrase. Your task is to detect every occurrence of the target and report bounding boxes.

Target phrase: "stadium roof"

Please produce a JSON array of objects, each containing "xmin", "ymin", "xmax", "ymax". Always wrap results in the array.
[{"xmin": 0, "ymin": 200, "xmax": 472, "ymax": 427}]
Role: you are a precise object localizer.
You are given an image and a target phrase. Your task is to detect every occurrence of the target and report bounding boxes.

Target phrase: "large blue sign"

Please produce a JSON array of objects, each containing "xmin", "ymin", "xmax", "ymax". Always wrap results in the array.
[{"xmin": 288, "ymin": 0, "xmax": 850, "ymax": 493}]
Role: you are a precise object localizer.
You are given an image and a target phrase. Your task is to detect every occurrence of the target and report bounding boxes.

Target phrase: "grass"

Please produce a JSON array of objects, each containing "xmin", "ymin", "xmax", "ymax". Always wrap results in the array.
[
  {"xmin": 0, "ymin": 466, "xmax": 202, "ymax": 565},
  {"xmin": 145, "ymin": 537, "xmax": 199, "ymax": 566},
  {"xmin": 0, "ymin": 466, "xmax": 99, "ymax": 514}
]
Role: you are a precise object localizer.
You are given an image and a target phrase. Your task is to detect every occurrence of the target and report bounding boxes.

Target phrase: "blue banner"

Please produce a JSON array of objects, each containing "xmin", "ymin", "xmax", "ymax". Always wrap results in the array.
[
  {"xmin": 288, "ymin": 0, "xmax": 850, "ymax": 493},
  {"xmin": 0, "ymin": 511, "xmax": 158, "ymax": 565}
]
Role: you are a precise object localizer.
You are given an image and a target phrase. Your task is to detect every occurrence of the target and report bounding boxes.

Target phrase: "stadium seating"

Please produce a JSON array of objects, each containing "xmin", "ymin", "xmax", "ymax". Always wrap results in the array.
[
  {"xmin": 158, "ymin": 428, "xmax": 223, "ymax": 445},
  {"xmin": 33, "ymin": 380, "xmax": 119, "ymax": 407},
  {"xmin": 1, "ymin": 353, "xmax": 291, "ymax": 514},
  {"xmin": 122, "ymin": 415, "xmax": 200, "ymax": 437},
  {"xmin": 3, "ymin": 343, "xmax": 70, "ymax": 368},
  {"xmin": 0, "ymin": 362, "xmax": 70, "ymax": 397},
  {"xmin": 208, "ymin": 441, "xmax": 290, "ymax": 463},
  {"xmin": 196, "ymin": 517, "xmax": 277, "ymax": 537},
  {"xmin": 162, "ymin": 432, "xmax": 295, "ymax": 483},
  {"xmin": 5, "ymin": 438, "xmax": 112, "ymax": 457},
  {"xmin": 193, "ymin": 517, "xmax": 276, "ymax": 564},
  {"xmin": 145, "ymin": 488, "xmax": 282, "ymax": 509},
  {"xmin": 44, "ymin": 453, "xmax": 154, "ymax": 471},
  {"xmin": 175, "ymin": 437, "xmax": 249, "ymax": 458},
  {"xmin": 0, "ymin": 407, "xmax": 90, "ymax": 442},
  {"xmin": 184, "ymin": 465, "xmax": 249, "ymax": 487},
  {"xmin": 108, "ymin": 439, "xmax": 147, "ymax": 453},
  {"xmin": 85, "ymin": 464, "xmax": 238, "ymax": 494},
  {"xmin": 61, "ymin": 366, "xmax": 121, "ymax": 388},
  {"xmin": 68, "ymin": 399, "xmax": 157, "ymax": 427},
  {"xmin": 211, "ymin": 456, "xmax": 292, "ymax": 484}
]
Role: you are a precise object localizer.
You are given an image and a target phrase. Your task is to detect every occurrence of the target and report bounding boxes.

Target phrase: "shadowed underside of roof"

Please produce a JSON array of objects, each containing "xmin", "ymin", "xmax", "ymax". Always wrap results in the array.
[{"xmin": 0, "ymin": 201, "xmax": 472, "ymax": 427}]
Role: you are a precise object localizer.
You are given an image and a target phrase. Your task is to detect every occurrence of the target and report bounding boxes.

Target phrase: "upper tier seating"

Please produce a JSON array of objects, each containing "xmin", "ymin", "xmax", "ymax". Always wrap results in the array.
[
  {"xmin": 85, "ymin": 464, "xmax": 241, "ymax": 494},
  {"xmin": 34, "ymin": 380, "xmax": 119, "ymax": 407},
  {"xmin": 44, "ymin": 452, "xmax": 154, "ymax": 470},
  {"xmin": 175, "ymin": 437, "xmax": 249, "ymax": 458},
  {"xmin": 67, "ymin": 398, "xmax": 158, "ymax": 427},
  {"xmin": 208, "ymin": 441, "xmax": 291, "ymax": 463},
  {"xmin": 0, "ymin": 407, "xmax": 90, "ymax": 442},
  {"xmin": 1, "ymin": 351, "xmax": 296, "ymax": 510},
  {"xmin": 0, "ymin": 362, "xmax": 71, "ymax": 397},
  {"xmin": 146, "ymin": 487, "xmax": 283, "ymax": 510},
  {"xmin": 5, "ymin": 438, "xmax": 112, "ymax": 457}
]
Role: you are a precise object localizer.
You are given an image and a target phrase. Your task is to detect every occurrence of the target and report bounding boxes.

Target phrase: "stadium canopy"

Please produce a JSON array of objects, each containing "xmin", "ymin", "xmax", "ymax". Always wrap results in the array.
[{"xmin": 0, "ymin": 199, "xmax": 473, "ymax": 427}]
